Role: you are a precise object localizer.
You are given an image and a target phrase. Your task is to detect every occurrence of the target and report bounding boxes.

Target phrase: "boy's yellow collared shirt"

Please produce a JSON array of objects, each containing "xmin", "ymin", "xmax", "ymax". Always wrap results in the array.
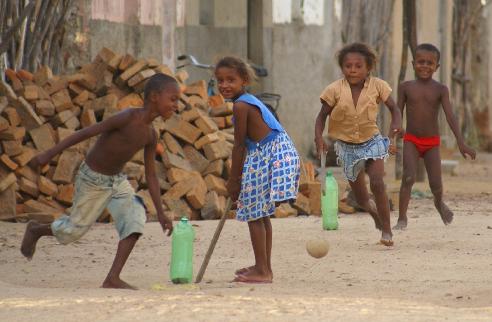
[{"xmin": 320, "ymin": 77, "xmax": 392, "ymax": 143}]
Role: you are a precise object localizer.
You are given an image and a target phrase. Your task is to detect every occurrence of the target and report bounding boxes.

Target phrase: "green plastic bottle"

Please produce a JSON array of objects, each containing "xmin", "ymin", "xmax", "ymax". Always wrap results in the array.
[
  {"xmin": 322, "ymin": 170, "xmax": 339, "ymax": 230},
  {"xmin": 170, "ymin": 217, "xmax": 195, "ymax": 284}
]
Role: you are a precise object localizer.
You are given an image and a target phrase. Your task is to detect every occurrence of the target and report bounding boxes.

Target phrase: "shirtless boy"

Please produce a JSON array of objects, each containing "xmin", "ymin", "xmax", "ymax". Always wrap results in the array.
[
  {"xmin": 394, "ymin": 43, "xmax": 476, "ymax": 230},
  {"xmin": 20, "ymin": 73, "xmax": 178, "ymax": 289}
]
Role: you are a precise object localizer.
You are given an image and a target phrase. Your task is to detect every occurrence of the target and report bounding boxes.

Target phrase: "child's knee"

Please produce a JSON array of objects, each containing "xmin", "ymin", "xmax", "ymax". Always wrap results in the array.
[
  {"xmin": 429, "ymin": 183, "xmax": 443, "ymax": 196},
  {"xmin": 354, "ymin": 195, "xmax": 371, "ymax": 211},
  {"xmin": 126, "ymin": 232, "xmax": 141, "ymax": 239},
  {"xmin": 55, "ymin": 229, "xmax": 87, "ymax": 245},
  {"xmin": 402, "ymin": 174, "xmax": 415, "ymax": 187}
]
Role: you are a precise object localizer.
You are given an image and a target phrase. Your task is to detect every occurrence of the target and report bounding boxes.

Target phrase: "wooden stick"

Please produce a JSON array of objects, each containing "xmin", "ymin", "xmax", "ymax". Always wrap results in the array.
[{"xmin": 195, "ymin": 198, "xmax": 232, "ymax": 284}]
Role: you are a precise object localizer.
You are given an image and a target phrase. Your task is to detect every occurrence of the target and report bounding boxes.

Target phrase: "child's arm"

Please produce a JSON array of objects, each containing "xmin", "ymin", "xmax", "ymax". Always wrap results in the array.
[
  {"xmin": 397, "ymin": 83, "xmax": 406, "ymax": 126},
  {"xmin": 144, "ymin": 131, "xmax": 173, "ymax": 235},
  {"xmin": 441, "ymin": 86, "xmax": 476, "ymax": 160},
  {"xmin": 384, "ymin": 96, "xmax": 403, "ymax": 139},
  {"xmin": 314, "ymin": 100, "xmax": 334, "ymax": 159},
  {"xmin": 226, "ymin": 102, "xmax": 249, "ymax": 201},
  {"xmin": 30, "ymin": 110, "xmax": 134, "ymax": 168}
]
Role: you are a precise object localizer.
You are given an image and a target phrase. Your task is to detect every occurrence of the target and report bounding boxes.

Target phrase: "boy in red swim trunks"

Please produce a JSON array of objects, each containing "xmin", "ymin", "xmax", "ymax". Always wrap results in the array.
[{"xmin": 394, "ymin": 44, "xmax": 476, "ymax": 230}]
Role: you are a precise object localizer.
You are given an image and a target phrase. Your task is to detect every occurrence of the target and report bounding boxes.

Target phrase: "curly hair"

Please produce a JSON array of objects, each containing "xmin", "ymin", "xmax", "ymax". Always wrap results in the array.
[
  {"xmin": 415, "ymin": 43, "xmax": 441, "ymax": 62},
  {"xmin": 143, "ymin": 73, "xmax": 178, "ymax": 101},
  {"xmin": 215, "ymin": 56, "xmax": 256, "ymax": 84},
  {"xmin": 337, "ymin": 42, "xmax": 377, "ymax": 71}
]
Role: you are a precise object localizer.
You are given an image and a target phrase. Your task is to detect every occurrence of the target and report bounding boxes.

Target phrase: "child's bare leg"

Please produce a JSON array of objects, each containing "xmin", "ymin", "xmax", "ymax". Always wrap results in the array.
[
  {"xmin": 366, "ymin": 159, "xmax": 393, "ymax": 246},
  {"xmin": 102, "ymin": 233, "xmax": 140, "ymax": 290},
  {"xmin": 236, "ymin": 217, "xmax": 273, "ymax": 278},
  {"xmin": 423, "ymin": 147, "xmax": 453, "ymax": 224},
  {"xmin": 395, "ymin": 142, "xmax": 419, "ymax": 230},
  {"xmin": 21, "ymin": 221, "xmax": 53, "ymax": 260},
  {"xmin": 234, "ymin": 218, "xmax": 271, "ymax": 283},
  {"xmin": 348, "ymin": 170, "xmax": 383, "ymax": 230},
  {"xmin": 263, "ymin": 216, "xmax": 273, "ymax": 277}
]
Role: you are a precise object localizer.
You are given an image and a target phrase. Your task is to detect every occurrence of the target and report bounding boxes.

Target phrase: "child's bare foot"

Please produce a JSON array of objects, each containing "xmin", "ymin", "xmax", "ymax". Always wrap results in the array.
[
  {"xmin": 236, "ymin": 265, "xmax": 273, "ymax": 280},
  {"xmin": 380, "ymin": 231, "xmax": 394, "ymax": 247},
  {"xmin": 21, "ymin": 221, "xmax": 41, "ymax": 260},
  {"xmin": 235, "ymin": 265, "xmax": 255, "ymax": 276},
  {"xmin": 102, "ymin": 277, "xmax": 138, "ymax": 290},
  {"xmin": 436, "ymin": 201, "xmax": 453, "ymax": 225},
  {"xmin": 393, "ymin": 218, "xmax": 408, "ymax": 230},
  {"xmin": 232, "ymin": 267, "xmax": 272, "ymax": 284}
]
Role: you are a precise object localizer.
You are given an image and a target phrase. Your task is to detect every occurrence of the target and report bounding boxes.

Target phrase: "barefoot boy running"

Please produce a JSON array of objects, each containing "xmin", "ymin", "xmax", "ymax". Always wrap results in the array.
[
  {"xmin": 394, "ymin": 44, "xmax": 476, "ymax": 230},
  {"xmin": 21, "ymin": 73, "xmax": 177, "ymax": 289}
]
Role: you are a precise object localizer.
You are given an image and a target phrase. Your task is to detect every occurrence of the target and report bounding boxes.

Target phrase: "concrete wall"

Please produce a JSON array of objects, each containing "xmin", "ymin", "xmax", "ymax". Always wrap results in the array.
[
  {"xmin": 174, "ymin": 0, "xmax": 248, "ymax": 83},
  {"xmin": 72, "ymin": 0, "xmax": 172, "ymax": 69},
  {"xmin": 267, "ymin": 0, "xmax": 340, "ymax": 156}
]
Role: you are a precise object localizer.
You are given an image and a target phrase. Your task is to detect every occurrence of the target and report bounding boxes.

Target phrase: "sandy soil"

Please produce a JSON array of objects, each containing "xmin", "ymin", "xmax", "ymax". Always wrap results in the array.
[{"xmin": 1, "ymin": 153, "xmax": 491, "ymax": 321}]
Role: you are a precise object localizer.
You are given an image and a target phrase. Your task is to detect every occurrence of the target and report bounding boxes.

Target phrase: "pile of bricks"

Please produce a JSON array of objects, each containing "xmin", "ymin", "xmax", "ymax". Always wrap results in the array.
[{"xmin": 0, "ymin": 47, "xmax": 240, "ymax": 224}]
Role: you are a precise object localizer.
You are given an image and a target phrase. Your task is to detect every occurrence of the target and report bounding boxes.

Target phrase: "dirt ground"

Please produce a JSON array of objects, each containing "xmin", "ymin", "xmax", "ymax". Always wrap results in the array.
[{"xmin": 1, "ymin": 152, "xmax": 491, "ymax": 322}]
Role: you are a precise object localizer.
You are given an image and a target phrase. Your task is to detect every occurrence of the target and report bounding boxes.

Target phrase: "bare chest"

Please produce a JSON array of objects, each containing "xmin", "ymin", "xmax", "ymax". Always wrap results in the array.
[
  {"xmin": 99, "ymin": 123, "xmax": 151, "ymax": 153},
  {"xmin": 405, "ymin": 85, "xmax": 441, "ymax": 109}
]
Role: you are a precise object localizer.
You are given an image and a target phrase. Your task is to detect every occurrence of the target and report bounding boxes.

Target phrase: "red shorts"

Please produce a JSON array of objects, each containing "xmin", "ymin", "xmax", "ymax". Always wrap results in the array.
[{"xmin": 403, "ymin": 133, "xmax": 440, "ymax": 157}]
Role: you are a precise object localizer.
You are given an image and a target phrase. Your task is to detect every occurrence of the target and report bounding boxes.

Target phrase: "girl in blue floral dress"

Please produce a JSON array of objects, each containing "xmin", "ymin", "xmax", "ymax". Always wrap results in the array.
[{"xmin": 215, "ymin": 57, "xmax": 300, "ymax": 283}]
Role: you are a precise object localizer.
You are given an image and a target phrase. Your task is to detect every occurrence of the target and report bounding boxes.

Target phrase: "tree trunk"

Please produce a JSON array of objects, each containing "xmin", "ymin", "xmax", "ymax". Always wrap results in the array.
[{"xmin": 0, "ymin": 0, "xmax": 74, "ymax": 76}]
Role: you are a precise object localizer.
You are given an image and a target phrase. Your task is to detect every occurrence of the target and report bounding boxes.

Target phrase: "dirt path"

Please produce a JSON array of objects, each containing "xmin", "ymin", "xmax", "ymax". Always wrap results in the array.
[{"xmin": 1, "ymin": 153, "xmax": 491, "ymax": 321}]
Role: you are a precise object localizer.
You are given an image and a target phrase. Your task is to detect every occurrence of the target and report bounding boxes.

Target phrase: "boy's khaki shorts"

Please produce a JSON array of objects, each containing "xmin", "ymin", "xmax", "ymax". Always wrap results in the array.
[{"xmin": 51, "ymin": 162, "xmax": 146, "ymax": 244}]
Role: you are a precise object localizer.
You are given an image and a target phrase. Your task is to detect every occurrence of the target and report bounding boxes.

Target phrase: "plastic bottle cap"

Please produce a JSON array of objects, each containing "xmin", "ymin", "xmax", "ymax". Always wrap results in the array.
[
  {"xmin": 180, "ymin": 217, "xmax": 189, "ymax": 223},
  {"xmin": 326, "ymin": 170, "xmax": 333, "ymax": 176}
]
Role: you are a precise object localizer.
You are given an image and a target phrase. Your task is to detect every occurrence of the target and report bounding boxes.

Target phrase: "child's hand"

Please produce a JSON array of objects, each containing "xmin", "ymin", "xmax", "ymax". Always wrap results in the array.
[
  {"xmin": 159, "ymin": 215, "xmax": 173, "ymax": 236},
  {"xmin": 28, "ymin": 152, "xmax": 51, "ymax": 171},
  {"xmin": 388, "ymin": 143, "xmax": 397, "ymax": 155},
  {"xmin": 458, "ymin": 144, "xmax": 476, "ymax": 160},
  {"xmin": 315, "ymin": 137, "xmax": 329, "ymax": 160},
  {"xmin": 388, "ymin": 126, "xmax": 403, "ymax": 139},
  {"xmin": 226, "ymin": 179, "xmax": 241, "ymax": 202}
]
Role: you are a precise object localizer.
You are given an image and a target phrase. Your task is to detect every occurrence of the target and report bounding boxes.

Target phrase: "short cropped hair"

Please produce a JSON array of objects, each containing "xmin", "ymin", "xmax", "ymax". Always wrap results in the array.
[
  {"xmin": 144, "ymin": 73, "xmax": 178, "ymax": 101},
  {"xmin": 215, "ymin": 56, "xmax": 256, "ymax": 84},
  {"xmin": 415, "ymin": 43, "xmax": 441, "ymax": 62},
  {"xmin": 337, "ymin": 42, "xmax": 377, "ymax": 71}
]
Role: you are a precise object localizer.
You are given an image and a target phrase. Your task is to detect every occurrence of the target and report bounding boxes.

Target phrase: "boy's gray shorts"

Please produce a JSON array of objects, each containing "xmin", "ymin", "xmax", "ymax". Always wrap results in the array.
[{"xmin": 51, "ymin": 162, "xmax": 146, "ymax": 244}]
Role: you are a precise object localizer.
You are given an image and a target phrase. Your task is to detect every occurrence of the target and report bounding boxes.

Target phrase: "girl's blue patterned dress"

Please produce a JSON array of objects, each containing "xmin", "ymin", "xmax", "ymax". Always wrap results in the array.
[{"xmin": 234, "ymin": 93, "xmax": 300, "ymax": 222}]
